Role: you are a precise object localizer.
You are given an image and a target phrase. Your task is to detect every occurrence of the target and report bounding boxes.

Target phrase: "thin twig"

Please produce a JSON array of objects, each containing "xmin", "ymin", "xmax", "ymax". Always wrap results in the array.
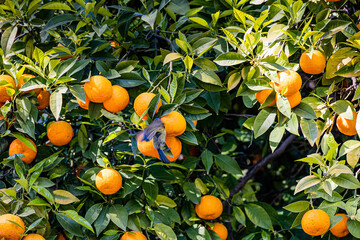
[
  {"xmin": 152, "ymin": 33, "xmax": 175, "ymax": 52},
  {"xmin": 229, "ymin": 134, "xmax": 296, "ymax": 198}
]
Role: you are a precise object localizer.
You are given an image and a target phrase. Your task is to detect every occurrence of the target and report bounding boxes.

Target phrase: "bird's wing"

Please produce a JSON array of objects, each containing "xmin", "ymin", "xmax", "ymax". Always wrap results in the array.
[{"xmin": 142, "ymin": 118, "xmax": 165, "ymax": 141}]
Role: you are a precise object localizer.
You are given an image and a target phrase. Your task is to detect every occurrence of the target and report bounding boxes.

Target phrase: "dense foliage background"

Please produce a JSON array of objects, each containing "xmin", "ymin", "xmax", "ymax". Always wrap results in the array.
[{"xmin": 1, "ymin": 0, "xmax": 360, "ymax": 239}]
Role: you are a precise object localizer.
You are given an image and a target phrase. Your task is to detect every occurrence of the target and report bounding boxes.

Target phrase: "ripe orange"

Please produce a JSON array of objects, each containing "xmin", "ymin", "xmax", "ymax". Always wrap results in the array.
[
  {"xmin": 330, "ymin": 213, "xmax": 349, "ymax": 237},
  {"xmin": 0, "ymin": 75, "xmax": 16, "ymax": 103},
  {"xmin": 272, "ymin": 70, "xmax": 302, "ymax": 96},
  {"xmin": 95, "ymin": 168, "xmax": 122, "ymax": 195},
  {"xmin": 9, "ymin": 138, "xmax": 37, "ymax": 164},
  {"xmin": 120, "ymin": 231, "xmax": 147, "ymax": 240},
  {"xmin": 47, "ymin": 121, "xmax": 73, "ymax": 146},
  {"xmin": 103, "ymin": 85, "xmax": 129, "ymax": 113},
  {"xmin": 18, "ymin": 74, "xmax": 41, "ymax": 94},
  {"xmin": 195, "ymin": 195, "xmax": 223, "ymax": 220},
  {"xmin": 22, "ymin": 234, "xmax": 46, "ymax": 240},
  {"xmin": 77, "ymin": 95, "xmax": 90, "ymax": 110},
  {"xmin": 58, "ymin": 232, "xmax": 67, "ymax": 240},
  {"xmin": 134, "ymin": 92, "xmax": 162, "ymax": 120},
  {"xmin": 336, "ymin": 111, "xmax": 357, "ymax": 136},
  {"xmin": 160, "ymin": 111, "xmax": 186, "ymax": 137},
  {"xmin": 207, "ymin": 223, "xmax": 228, "ymax": 240},
  {"xmin": 276, "ymin": 91, "xmax": 301, "ymax": 109},
  {"xmin": 192, "ymin": 120, "xmax": 197, "ymax": 127},
  {"xmin": 0, "ymin": 214, "xmax": 25, "ymax": 240},
  {"xmin": 84, "ymin": 75, "xmax": 113, "ymax": 103},
  {"xmin": 300, "ymin": 50, "xmax": 326, "ymax": 75},
  {"xmin": 357, "ymin": 23, "xmax": 360, "ymax": 31},
  {"xmin": 256, "ymin": 89, "xmax": 276, "ymax": 106},
  {"xmin": 36, "ymin": 89, "xmax": 50, "ymax": 110},
  {"xmin": 301, "ymin": 209, "xmax": 330, "ymax": 236},
  {"xmin": 137, "ymin": 136, "xmax": 182, "ymax": 162},
  {"xmin": 110, "ymin": 42, "xmax": 119, "ymax": 48}
]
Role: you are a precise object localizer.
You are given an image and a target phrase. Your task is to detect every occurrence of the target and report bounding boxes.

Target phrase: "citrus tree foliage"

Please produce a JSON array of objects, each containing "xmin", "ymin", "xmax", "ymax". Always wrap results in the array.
[{"xmin": 1, "ymin": 0, "xmax": 360, "ymax": 239}]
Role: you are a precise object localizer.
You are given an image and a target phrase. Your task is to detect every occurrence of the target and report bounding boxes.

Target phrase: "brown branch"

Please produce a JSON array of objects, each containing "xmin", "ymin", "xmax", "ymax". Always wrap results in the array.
[{"xmin": 229, "ymin": 134, "xmax": 296, "ymax": 198}]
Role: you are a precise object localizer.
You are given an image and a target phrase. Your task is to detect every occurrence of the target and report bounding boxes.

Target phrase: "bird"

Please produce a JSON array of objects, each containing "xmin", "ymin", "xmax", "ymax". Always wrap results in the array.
[{"xmin": 136, "ymin": 118, "xmax": 172, "ymax": 163}]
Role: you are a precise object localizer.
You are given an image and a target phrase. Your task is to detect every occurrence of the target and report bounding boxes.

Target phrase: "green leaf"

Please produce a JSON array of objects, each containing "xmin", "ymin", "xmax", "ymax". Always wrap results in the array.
[
  {"xmin": 331, "ymin": 100, "xmax": 354, "ymax": 119},
  {"xmin": 293, "ymin": 102, "xmax": 317, "ymax": 119},
  {"xmin": 234, "ymin": 206, "xmax": 246, "ymax": 226},
  {"xmin": 56, "ymin": 214, "xmax": 83, "ymax": 237},
  {"xmin": 339, "ymin": 140, "xmax": 360, "ymax": 157},
  {"xmin": 244, "ymin": 203, "xmax": 273, "ymax": 230},
  {"xmin": 269, "ymin": 126, "xmax": 285, "ymax": 152},
  {"xmin": 332, "ymin": 174, "xmax": 360, "ymax": 189},
  {"xmin": 89, "ymin": 102, "xmax": 103, "ymax": 121},
  {"xmin": 227, "ymin": 72, "xmax": 241, "ymax": 91},
  {"xmin": 155, "ymin": 223, "xmax": 177, "ymax": 240},
  {"xmin": 215, "ymin": 154, "xmax": 242, "ymax": 174},
  {"xmin": 189, "ymin": 17, "xmax": 209, "ymax": 28},
  {"xmin": 214, "ymin": 52, "xmax": 247, "ymax": 66},
  {"xmin": 201, "ymin": 149, "xmax": 213, "ymax": 173},
  {"xmin": 143, "ymin": 179, "xmax": 159, "ymax": 205},
  {"xmin": 1, "ymin": 26, "xmax": 18, "ymax": 56},
  {"xmin": 31, "ymin": 185, "xmax": 55, "ymax": 204},
  {"xmin": 294, "ymin": 175, "xmax": 321, "ymax": 194},
  {"xmin": 39, "ymin": 2, "xmax": 71, "ymax": 10},
  {"xmin": 347, "ymin": 219, "xmax": 360, "ymax": 238},
  {"xmin": 184, "ymin": 55, "xmax": 193, "ymax": 73},
  {"xmin": 155, "ymin": 195, "xmax": 177, "ymax": 208},
  {"xmin": 60, "ymin": 210, "xmax": 94, "ymax": 233},
  {"xmin": 283, "ymin": 201, "xmax": 310, "ymax": 213},
  {"xmin": 53, "ymin": 190, "xmax": 80, "ymax": 205},
  {"xmin": 94, "ymin": 207, "xmax": 110, "ymax": 236},
  {"xmin": 109, "ymin": 205, "xmax": 128, "ymax": 231},
  {"xmin": 85, "ymin": 203, "xmax": 103, "ymax": 224},
  {"xmin": 183, "ymin": 182, "xmax": 201, "ymax": 204},
  {"xmin": 276, "ymin": 95, "xmax": 291, "ymax": 118},
  {"xmin": 10, "ymin": 132, "xmax": 36, "ymax": 151},
  {"xmin": 253, "ymin": 108, "xmax": 277, "ymax": 138},
  {"xmin": 43, "ymin": 14, "xmax": 78, "ymax": 32},
  {"xmin": 50, "ymin": 90, "xmax": 62, "ymax": 121},
  {"xmin": 193, "ymin": 70, "xmax": 223, "ymax": 86},
  {"xmin": 300, "ymin": 118, "xmax": 318, "ymax": 146}
]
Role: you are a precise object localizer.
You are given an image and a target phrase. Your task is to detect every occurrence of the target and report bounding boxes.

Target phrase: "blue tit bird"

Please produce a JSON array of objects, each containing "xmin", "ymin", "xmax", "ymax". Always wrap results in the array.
[{"xmin": 136, "ymin": 118, "xmax": 172, "ymax": 163}]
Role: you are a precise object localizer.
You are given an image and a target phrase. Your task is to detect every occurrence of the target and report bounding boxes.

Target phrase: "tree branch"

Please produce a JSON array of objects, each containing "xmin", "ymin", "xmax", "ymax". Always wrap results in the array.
[
  {"xmin": 152, "ymin": 33, "xmax": 175, "ymax": 52},
  {"xmin": 230, "ymin": 134, "xmax": 296, "ymax": 198}
]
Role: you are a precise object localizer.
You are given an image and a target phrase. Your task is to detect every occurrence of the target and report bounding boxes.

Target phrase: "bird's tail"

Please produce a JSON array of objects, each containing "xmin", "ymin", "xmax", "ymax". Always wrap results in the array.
[{"xmin": 158, "ymin": 149, "xmax": 171, "ymax": 163}]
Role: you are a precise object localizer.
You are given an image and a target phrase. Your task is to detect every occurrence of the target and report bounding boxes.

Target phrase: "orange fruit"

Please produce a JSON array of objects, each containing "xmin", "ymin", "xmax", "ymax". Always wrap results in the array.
[
  {"xmin": 134, "ymin": 92, "xmax": 162, "ymax": 120},
  {"xmin": 256, "ymin": 89, "xmax": 276, "ymax": 106},
  {"xmin": 357, "ymin": 23, "xmax": 360, "ymax": 31},
  {"xmin": 272, "ymin": 70, "xmax": 302, "ymax": 96},
  {"xmin": 160, "ymin": 111, "xmax": 186, "ymax": 137},
  {"xmin": 77, "ymin": 95, "xmax": 90, "ymax": 110},
  {"xmin": 0, "ymin": 75, "xmax": 16, "ymax": 103},
  {"xmin": 18, "ymin": 74, "xmax": 41, "ymax": 94},
  {"xmin": 36, "ymin": 89, "xmax": 50, "ymax": 110},
  {"xmin": 103, "ymin": 85, "xmax": 129, "ymax": 113},
  {"xmin": 120, "ymin": 231, "xmax": 147, "ymax": 240},
  {"xmin": 22, "ymin": 234, "xmax": 46, "ymax": 240},
  {"xmin": 58, "ymin": 233, "xmax": 67, "ymax": 240},
  {"xmin": 9, "ymin": 138, "xmax": 37, "ymax": 164},
  {"xmin": 336, "ymin": 111, "xmax": 357, "ymax": 136},
  {"xmin": 195, "ymin": 195, "xmax": 223, "ymax": 220},
  {"xmin": 47, "ymin": 121, "xmax": 73, "ymax": 146},
  {"xmin": 300, "ymin": 50, "xmax": 326, "ymax": 75},
  {"xmin": 301, "ymin": 209, "xmax": 330, "ymax": 236},
  {"xmin": 95, "ymin": 168, "xmax": 122, "ymax": 195},
  {"xmin": 137, "ymin": 136, "xmax": 182, "ymax": 162},
  {"xmin": 330, "ymin": 213, "xmax": 349, "ymax": 237},
  {"xmin": 192, "ymin": 120, "xmax": 197, "ymax": 127},
  {"xmin": 207, "ymin": 223, "xmax": 228, "ymax": 240},
  {"xmin": 84, "ymin": 75, "xmax": 113, "ymax": 103},
  {"xmin": 0, "ymin": 214, "xmax": 25, "ymax": 240},
  {"xmin": 110, "ymin": 42, "xmax": 119, "ymax": 48},
  {"xmin": 276, "ymin": 91, "xmax": 301, "ymax": 109}
]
